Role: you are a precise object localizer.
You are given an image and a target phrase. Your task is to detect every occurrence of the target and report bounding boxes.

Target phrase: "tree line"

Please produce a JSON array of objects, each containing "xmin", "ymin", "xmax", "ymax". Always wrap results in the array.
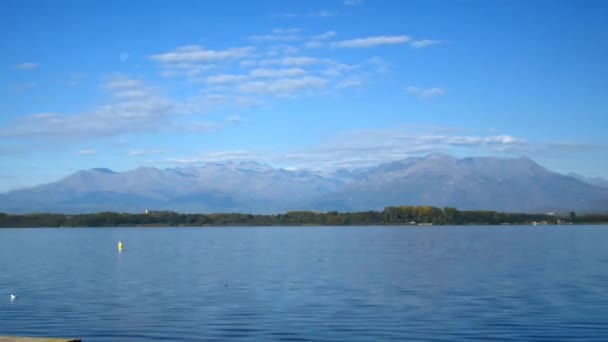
[{"xmin": 0, "ymin": 206, "xmax": 605, "ymax": 227}]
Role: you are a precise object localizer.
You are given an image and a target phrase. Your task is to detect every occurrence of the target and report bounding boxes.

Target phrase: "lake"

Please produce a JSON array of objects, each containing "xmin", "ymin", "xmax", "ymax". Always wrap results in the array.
[{"xmin": 1, "ymin": 226, "xmax": 607, "ymax": 341}]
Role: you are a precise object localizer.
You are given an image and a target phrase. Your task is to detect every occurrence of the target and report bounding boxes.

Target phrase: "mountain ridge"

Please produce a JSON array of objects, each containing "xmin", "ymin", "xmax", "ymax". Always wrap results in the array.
[{"xmin": 1, "ymin": 155, "xmax": 607, "ymax": 214}]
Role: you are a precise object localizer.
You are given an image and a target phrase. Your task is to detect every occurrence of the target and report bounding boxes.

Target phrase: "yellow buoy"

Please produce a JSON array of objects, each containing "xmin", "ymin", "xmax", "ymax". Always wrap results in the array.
[{"xmin": 117, "ymin": 241, "xmax": 123, "ymax": 251}]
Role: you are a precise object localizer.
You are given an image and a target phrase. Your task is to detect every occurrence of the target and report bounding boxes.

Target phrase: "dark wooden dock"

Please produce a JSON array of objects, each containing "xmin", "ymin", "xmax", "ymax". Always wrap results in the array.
[{"xmin": 0, "ymin": 337, "xmax": 81, "ymax": 342}]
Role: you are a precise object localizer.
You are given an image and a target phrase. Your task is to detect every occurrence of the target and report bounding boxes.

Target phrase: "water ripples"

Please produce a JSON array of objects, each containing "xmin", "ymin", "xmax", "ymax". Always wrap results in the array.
[{"xmin": 1, "ymin": 226, "xmax": 608, "ymax": 341}]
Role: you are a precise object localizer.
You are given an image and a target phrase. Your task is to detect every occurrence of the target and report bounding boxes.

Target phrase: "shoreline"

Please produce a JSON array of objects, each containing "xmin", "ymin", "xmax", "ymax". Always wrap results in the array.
[{"xmin": 2, "ymin": 206, "xmax": 606, "ymax": 228}]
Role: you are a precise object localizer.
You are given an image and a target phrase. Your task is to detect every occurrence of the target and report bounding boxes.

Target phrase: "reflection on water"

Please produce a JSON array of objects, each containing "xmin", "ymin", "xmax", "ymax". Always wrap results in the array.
[{"xmin": 1, "ymin": 226, "xmax": 607, "ymax": 341}]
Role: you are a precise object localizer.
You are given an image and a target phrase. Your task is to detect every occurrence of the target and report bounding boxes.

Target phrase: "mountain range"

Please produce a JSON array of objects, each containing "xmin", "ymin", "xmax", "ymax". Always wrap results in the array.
[{"xmin": 1, "ymin": 154, "xmax": 607, "ymax": 214}]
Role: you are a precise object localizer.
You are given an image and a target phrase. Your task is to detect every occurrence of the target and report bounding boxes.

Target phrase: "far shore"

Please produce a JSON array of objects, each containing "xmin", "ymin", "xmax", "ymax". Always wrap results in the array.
[{"xmin": 2, "ymin": 206, "xmax": 607, "ymax": 228}]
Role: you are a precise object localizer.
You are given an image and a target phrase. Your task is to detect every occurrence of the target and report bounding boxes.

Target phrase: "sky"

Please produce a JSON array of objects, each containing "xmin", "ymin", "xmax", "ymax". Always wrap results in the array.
[{"xmin": 1, "ymin": 0, "xmax": 607, "ymax": 192}]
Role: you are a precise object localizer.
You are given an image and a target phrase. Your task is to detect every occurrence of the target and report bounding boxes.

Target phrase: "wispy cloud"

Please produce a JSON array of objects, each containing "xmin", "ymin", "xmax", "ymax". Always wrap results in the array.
[
  {"xmin": 150, "ymin": 45, "xmax": 253, "ymax": 64},
  {"xmin": 14, "ymin": 62, "xmax": 39, "ymax": 70},
  {"xmin": 314, "ymin": 31, "xmax": 337, "ymax": 40},
  {"xmin": 237, "ymin": 76, "xmax": 327, "ymax": 97},
  {"xmin": 367, "ymin": 56, "xmax": 389, "ymax": 73},
  {"xmin": 250, "ymin": 68, "xmax": 306, "ymax": 78},
  {"xmin": 0, "ymin": 75, "xmax": 174, "ymax": 140},
  {"xmin": 112, "ymin": 89, "xmax": 149, "ymax": 99},
  {"xmin": 411, "ymin": 39, "xmax": 443, "ymax": 48},
  {"xmin": 77, "ymin": 149, "xmax": 97, "ymax": 155},
  {"xmin": 162, "ymin": 127, "xmax": 534, "ymax": 170},
  {"xmin": 259, "ymin": 56, "xmax": 328, "ymax": 67},
  {"xmin": 129, "ymin": 149, "xmax": 166, "ymax": 156},
  {"xmin": 344, "ymin": 0, "xmax": 363, "ymax": 6},
  {"xmin": 249, "ymin": 34, "xmax": 299, "ymax": 42},
  {"xmin": 176, "ymin": 93, "xmax": 262, "ymax": 115},
  {"xmin": 141, "ymin": 27, "xmax": 436, "ymax": 112},
  {"xmin": 167, "ymin": 150, "xmax": 254, "ymax": 165},
  {"xmin": 205, "ymin": 74, "xmax": 248, "ymax": 85},
  {"xmin": 305, "ymin": 31, "xmax": 337, "ymax": 48},
  {"xmin": 321, "ymin": 63, "xmax": 359, "ymax": 77},
  {"xmin": 249, "ymin": 28, "xmax": 302, "ymax": 42},
  {"xmin": 440, "ymin": 134, "xmax": 523, "ymax": 146},
  {"xmin": 333, "ymin": 35, "xmax": 410, "ymax": 48},
  {"xmin": 304, "ymin": 41, "xmax": 323, "ymax": 49},
  {"xmin": 335, "ymin": 76, "xmax": 363, "ymax": 89},
  {"xmin": 150, "ymin": 45, "xmax": 250, "ymax": 79},
  {"xmin": 266, "ymin": 44, "xmax": 299, "ymax": 56},
  {"xmin": 312, "ymin": 10, "xmax": 338, "ymax": 18},
  {"xmin": 405, "ymin": 86, "xmax": 446, "ymax": 99},
  {"xmin": 179, "ymin": 120, "xmax": 223, "ymax": 133}
]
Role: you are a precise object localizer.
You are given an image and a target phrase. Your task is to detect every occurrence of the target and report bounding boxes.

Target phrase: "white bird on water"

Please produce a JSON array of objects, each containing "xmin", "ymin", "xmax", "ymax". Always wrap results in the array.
[{"xmin": 10, "ymin": 293, "xmax": 17, "ymax": 301}]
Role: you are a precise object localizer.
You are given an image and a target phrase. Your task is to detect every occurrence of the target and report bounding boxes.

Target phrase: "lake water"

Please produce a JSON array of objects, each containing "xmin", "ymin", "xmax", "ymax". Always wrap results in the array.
[{"xmin": 1, "ymin": 226, "xmax": 607, "ymax": 341}]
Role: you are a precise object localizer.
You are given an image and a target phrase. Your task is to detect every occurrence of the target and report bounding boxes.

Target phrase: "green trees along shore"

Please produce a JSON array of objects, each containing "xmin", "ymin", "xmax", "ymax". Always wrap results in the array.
[{"xmin": 1, "ymin": 206, "xmax": 606, "ymax": 227}]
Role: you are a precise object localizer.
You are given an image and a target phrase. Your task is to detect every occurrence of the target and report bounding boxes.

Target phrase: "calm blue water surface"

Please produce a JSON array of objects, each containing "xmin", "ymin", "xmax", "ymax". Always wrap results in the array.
[{"xmin": 1, "ymin": 226, "xmax": 607, "ymax": 341}]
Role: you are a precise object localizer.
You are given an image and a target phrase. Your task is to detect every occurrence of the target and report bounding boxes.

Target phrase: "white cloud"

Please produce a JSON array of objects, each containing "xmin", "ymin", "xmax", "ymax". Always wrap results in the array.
[
  {"xmin": 243, "ymin": 55, "xmax": 322, "ymax": 69},
  {"xmin": 305, "ymin": 31, "xmax": 337, "ymax": 49},
  {"xmin": 249, "ymin": 29, "xmax": 302, "ymax": 42},
  {"xmin": 405, "ymin": 86, "xmax": 446, "ymax": 99},
  {"xmin": 175, "ymin": 94, "xmax": 230, "ymax": 114},
  {"xmin": 129, "ymin": 149, "xmax": 166, "ymax": 156},
  {"xmin": 240, "ymin": 60, "xmax": 257, "ymax": 68},
  {"xmin": 411, "ymin": 39, "xmax": 443, "ymax": 48},
  {"xmin": 442, "ymin": 135, "xmax": 524, "ymax": 146},
  {"xmin": 237, "ymin": 77, "xmax": 327, "ymax": 96},
  {"xmin": 484, "ymin": 135, "xmax": 521, "ymax": 144},
  {"xmin": 146, "ymin": 36, "xmax": 364, "ymax": 103},
  {"xmin": 150, "ymin": 45, "xmax": 253, "ymax": 64},
  {"xmin": 335, "ymin": 77, "xmax": 363, "ymax": 88},
  {"xmin": 14, "ymin": 63, "xmax": 39, "ymax": 70},
  {"xmin": 205, "ymin": 74, "xmax": 248, "ymax": 84},
  {"xmin": 259, "ymin": 56, "xmax": 326, "ymax": 67},
  {"xmin": 163, "ymin": 128, "xmax": 531, "ymax": 170},
  {"xmin": 167, "ymin": 150, "xmax": 254, "ymax": 165},
  {"xmin": 333, "ymin": 35, "xmax": 411, "ymax": 48},
  {"xmin": 0, "ymin": 76, "xmax": 174, "ymax": 140},
  {"xmin": 151, "ymin": 47, "xmax": 221, "ymax": 79},
  {"xmin": 113, "ymin": 89, "xmax": 149, "ymax": 99},
  {"xmin": 304, "ymin": 40, "xmax": 324, "ymax": 49},
  {"xmin": 290, "ymin": 131, "xmax": 527, "ymax": 169},
  {"xmin": 322, "ymin": 63, "xmax": 359, "ymax": 77},
  {"xmin": 159, "ymin": 70, "xmax": 178, "ymax": 78},
  {"xmin": 77, "ymin": 149, "xmax": 97, "ymax": 155},
  {"xmin": 250, "ymin": 68, "xmax": 306, "ymax": 78},
  {"xmin": 314, "ymin": 31, "xmax": 337, "ymax": 40}
]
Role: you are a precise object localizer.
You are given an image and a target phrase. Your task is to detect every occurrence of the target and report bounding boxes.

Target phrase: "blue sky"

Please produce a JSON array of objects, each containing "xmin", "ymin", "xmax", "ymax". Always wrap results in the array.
[{"xmin": 1, "ymin": 0, "xmax": 607, "ymax": 191}]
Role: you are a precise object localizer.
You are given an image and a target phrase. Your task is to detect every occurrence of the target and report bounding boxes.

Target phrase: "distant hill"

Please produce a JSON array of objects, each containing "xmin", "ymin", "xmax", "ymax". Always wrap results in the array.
[
  {"xmin": 568, "ymin": 173, "xmax": 608, "ymax": 188},
  {"xmin": 313, "ymin": 154, "xmax": 608, "ymax": 213},
  {"xmin": 1, "ymin": 155, "xmax": 607, "ymax": 214}
]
